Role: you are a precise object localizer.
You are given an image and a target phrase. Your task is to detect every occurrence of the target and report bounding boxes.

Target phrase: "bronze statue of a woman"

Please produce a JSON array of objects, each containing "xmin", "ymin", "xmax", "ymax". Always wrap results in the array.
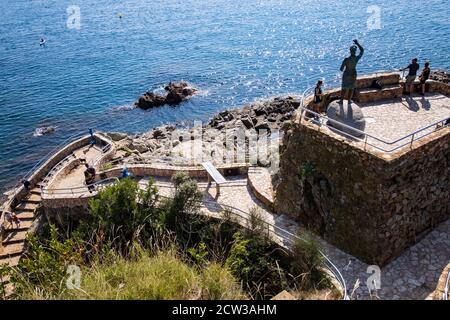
[{"xmin": 340, "ymin": 39, "xmax": 364, "ymax": 103}]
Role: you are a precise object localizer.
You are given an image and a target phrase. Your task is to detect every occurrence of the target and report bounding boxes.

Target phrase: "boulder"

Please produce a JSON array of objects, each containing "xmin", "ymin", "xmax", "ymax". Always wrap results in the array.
[
  {"xmin": 240, "ymin": 116, "xmax": 254, "ymax": 129},
  {"xmin": 326, "ymin": 101, "xmax": 366, "ymax": 138},
  {"xmin": 165, "ymin": 81, "xmax": 197, "ymax": 104},
  {"xmin": 136, "ymin": 92, "xmax": 166, "ymax": 109},
  {"xmin": 135, "ymin": 81, "xmax": 197, "ymax": 109},
  {"xmin": 108, "ymin": 132, "xmax": 128, "ymax": 141}
]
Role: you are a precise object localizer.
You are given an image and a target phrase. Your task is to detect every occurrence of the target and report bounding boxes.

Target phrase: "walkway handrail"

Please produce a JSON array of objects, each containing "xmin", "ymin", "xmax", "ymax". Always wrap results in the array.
[
  {"xmin": 444, "ymin": 270, "xmax": 449, "ymax": 300},
  {"xmin": 41, "ymin": 177, "xmax": 120, "ymax": 196},
  {"xmin": 203, "ymin": 200, "xmax": 349, "ymax": 300},
  {"xmin": 1, "ymin": 131, "xmax": 89, "ymax": 252},
  {"xmin": 298, "ymin": 85, "xmax": 450, "ymax": 153}
]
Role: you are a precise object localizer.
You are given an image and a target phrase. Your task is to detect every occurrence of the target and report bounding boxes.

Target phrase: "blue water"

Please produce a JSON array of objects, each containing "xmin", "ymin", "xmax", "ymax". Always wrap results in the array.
[{"xmin": 0, "ymin": 0, "xmax": 449, "ymax": 191}]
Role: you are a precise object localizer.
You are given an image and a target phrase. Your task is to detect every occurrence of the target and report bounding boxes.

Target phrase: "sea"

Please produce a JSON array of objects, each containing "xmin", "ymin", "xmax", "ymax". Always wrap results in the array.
[{"xmin": 0, "ymin": 0, "xmax": 449, "ymax": 191}]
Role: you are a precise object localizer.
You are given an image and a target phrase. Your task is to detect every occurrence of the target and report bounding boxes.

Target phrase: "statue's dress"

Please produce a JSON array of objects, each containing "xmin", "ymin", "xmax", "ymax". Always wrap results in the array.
[{"xmin": 341, "ymin": 54, "xmax": 362, "ymax": 90}]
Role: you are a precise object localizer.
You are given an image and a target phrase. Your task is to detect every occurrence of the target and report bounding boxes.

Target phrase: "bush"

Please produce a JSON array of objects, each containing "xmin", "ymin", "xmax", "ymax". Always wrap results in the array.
[
  {"xmin": 289, "ymin": 233, "xmax": 327, "ymax": 290},
  {"xmin": 200, "ymin": 263, "xmax": 246, "ymax": 300},
  {"xmin": 8, "ymin": 225, "xmax": 83, "ymax": 299},
  {"xmin": 225, "ymin": 232, "xmax": 285, "ymax": 299},
  {"xmin": 87, "ymin": 178, "xmax": 159, "ymax": 252}
]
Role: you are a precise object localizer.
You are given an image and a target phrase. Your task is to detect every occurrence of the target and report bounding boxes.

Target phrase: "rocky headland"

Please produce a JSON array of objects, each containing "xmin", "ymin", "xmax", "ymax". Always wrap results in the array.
[{"xmin": 107, "ymin": 95, "xmax": 301, "ymax": 166}]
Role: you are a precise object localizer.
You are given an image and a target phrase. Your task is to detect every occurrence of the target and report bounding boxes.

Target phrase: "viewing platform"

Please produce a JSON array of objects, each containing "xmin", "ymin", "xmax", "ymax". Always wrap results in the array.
[{"xmin": 298, "ymin": 72, "xmax": 450, "ymax": 159}]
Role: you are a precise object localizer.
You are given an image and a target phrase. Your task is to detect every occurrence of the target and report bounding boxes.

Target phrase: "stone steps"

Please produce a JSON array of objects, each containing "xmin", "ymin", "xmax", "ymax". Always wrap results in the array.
[
  {"xmin": 0, "ymin": 242, "xmax": 25, "ymax": 259},
  {"xmin": 14, "ymin": 201, "xmax": 39, "ymax": 212},
  {"xmin": 357, "ymin": 84, "xmax": 403, "ymax": 103},
  {"xmin": 30, "ymin": 187, "xmax": 42, "ymax": 195},
  {"xmin": 2, "ymin": 230, "xmax": 28, "ymax": 245},
  {"xmin": 4, "ymin": 220, "xmax": 33, "ymax": 232},
  {"xmin": 23, "ymin": 193, "xmax": 41, "ymax": 204}
]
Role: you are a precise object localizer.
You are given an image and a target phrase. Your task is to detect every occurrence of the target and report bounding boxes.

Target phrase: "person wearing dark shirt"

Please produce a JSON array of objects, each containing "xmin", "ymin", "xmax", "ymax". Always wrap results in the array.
[
  {"xmin": 84, "ymin": 163, "xmax": 96, "ymax": 192},
  {"xmin": 312, "ymin": 80, "xmax": 324, "ymax": 120},
  {"xmin": 401, "ymin": 58, "xmax": 420, "ymax": 96},
  {"xmin": 419, "ymin": 62, "xmax": 431, "ymax": 96}
]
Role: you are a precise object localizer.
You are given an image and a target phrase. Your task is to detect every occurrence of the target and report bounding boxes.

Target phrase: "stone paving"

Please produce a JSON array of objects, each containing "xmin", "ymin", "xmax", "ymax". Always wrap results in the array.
[
  {"xmin": 311, "ymin": 93, "xmax": 450, "ymax": 154},
  {"xmin": 360, "ymin": 93, "xmax": 450, "ymax": 150}
]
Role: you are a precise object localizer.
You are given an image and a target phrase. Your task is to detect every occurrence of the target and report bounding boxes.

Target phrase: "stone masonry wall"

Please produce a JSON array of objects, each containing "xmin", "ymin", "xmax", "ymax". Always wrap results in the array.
[{"xmin": 273, "ymin": 122, "xmax": 450, "ymax": 266}]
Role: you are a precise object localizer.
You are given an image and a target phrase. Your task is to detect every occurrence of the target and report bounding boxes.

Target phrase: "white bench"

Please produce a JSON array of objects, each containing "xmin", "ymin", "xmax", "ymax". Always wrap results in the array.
[{"xmin": 201, "ymin": 162, "xmax": 227, "ymax": 195}]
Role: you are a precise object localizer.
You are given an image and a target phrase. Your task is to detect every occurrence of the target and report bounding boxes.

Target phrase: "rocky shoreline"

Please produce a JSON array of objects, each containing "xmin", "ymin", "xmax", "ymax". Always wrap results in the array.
[{"xmin": 106, "ymin": 95, "xmax": 301, "ymax": 166}]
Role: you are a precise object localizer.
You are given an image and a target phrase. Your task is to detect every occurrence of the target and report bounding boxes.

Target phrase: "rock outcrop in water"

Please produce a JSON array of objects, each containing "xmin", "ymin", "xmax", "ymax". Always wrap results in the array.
[
  {"xmin": 135, "ymin": 81, "xmax": 197, "ymax": 109},
  {"xmin": 33, "ymin": 126, "xmax": 56, "ymax": 137}
]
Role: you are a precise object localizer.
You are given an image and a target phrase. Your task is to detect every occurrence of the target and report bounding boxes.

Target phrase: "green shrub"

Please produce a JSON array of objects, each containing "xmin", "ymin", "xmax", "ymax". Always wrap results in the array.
[
  {"xmin": 298, "ymin": 162, "xmax": 315, "ymax": 180},
  {"xmin": 200, "ymin": 263, "xmax": 246, "ymax": 300},
  {"xmin": 225, "ymin": 232, "xmax": 285, "ymax": 299},
  {"xmin": 289, "ymin": 233, "xmax": 327, "ymax": 290},
  {"xmin": 8, "ymin": 225, "xmax": 83, "ymax": 299}
]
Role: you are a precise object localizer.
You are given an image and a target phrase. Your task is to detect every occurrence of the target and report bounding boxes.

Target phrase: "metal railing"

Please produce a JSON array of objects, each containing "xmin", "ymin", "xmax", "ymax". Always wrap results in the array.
[
  {"xmin": 156, "ymin": 193, "xmax": 349, "ymax": 300},
  {"xmin": 205, "ymin": 201, "xmax": 349, "ymax": 300},
  {"xmin": 41, "ymin": 177, "xmax": 120, "ymax": 196},
  {"xmin": 0, "ymin": 132, "xmax": 89, "ymax": 251},
  {"xmin": 444, "ymin": 270, "xmax": 449, "ymax": 301},
  {"xmin": 298, "ymin": 84, "xmax": 450, "ymax": 153}
]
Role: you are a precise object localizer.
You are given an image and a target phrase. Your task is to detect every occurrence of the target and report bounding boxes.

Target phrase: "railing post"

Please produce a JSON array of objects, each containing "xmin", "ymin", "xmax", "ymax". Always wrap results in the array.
[
  {"xmin": 410, "ymin": 133, "xmax": 415, "ymax": 149},
  {"xmin": 364, "ymin": 135, "xmax": 368, "ymax": 151}
]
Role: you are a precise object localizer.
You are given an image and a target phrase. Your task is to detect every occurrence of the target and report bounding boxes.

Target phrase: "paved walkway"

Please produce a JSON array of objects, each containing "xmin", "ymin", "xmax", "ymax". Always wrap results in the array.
[
  {"xmin": 360, "ymin": 93, "xmax": 450, "ymax": 150},
  {"xmin": 140, "ymin": 174, "xmax": 450, "ymax": 300}
]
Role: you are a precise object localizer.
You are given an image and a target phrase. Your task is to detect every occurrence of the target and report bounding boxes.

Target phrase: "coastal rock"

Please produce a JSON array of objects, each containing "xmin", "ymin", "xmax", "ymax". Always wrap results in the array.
[
  {"xmin": 165, "ymin": 81, "xmax": 197, "ymax": 104},
  {"xmin": 33, "ymin": 126, "xmax": 56, "ymax": 136},
  {"xmin": 240, "ymin": 116, "xmax": 254, "ymax": 129},
  {"xmin": 430, "ymin": 70, "xmax": 449, "ymax": 84},
  {"xmin": 135, "ymin": 81, "xmax": 197, "ymax": 109},
  {"xmin": 108, "ymin": 132, "xmax": 128, "ymax": 141},
  {"xmin": 326, "ymin": 101, "xmax": 366, "ymax": 138}
]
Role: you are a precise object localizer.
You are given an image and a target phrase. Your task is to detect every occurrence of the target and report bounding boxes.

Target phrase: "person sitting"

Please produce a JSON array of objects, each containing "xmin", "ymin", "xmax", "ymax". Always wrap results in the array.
[
  {"xmin": 419, "ymin": 62, "xmax": 431, "ymax": 96},
  {"xmin": 401, "ymin": 58, "xmax": 420, "ymax": 96},
  {"xmin": 121, "ymin": 166, "xmax": 130, "ymax": 178}
]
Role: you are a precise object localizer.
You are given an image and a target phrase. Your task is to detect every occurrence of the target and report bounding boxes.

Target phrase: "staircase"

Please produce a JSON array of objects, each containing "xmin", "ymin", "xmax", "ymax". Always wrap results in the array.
[{"xmin": 1, "ymin": 186, "xmax": 42, "ymax": 297}]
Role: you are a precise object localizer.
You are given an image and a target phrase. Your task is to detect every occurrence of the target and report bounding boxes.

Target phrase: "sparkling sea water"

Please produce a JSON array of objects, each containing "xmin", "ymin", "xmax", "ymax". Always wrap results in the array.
[{"xmin": 0, "ymin": 0, "xmax": 449, "ymax": 191}]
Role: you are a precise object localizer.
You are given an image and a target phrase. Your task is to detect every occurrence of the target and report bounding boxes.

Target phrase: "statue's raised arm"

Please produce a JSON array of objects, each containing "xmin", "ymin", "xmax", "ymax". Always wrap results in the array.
[{"xmin": 354, "ymin": 39, "xmax": 364, "ymax": 60}]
